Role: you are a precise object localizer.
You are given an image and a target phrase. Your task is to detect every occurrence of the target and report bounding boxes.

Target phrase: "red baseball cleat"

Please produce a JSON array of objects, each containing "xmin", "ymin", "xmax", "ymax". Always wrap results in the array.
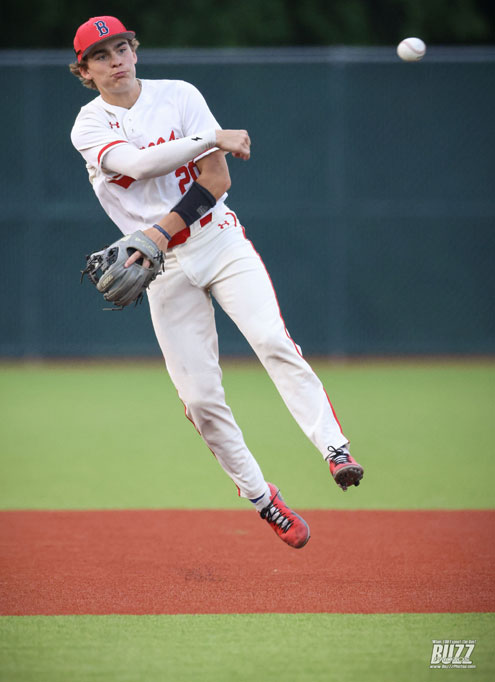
[
  {"xmin": 326, "ymin": 447, "xmax": 364, "ymax": 491},
  {"xmin": 259, "ymin": 483, "xmax": 310, "ymax": 549}
]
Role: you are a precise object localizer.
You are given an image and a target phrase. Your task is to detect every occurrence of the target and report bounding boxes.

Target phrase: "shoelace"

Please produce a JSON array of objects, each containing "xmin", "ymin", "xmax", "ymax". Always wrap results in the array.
[
  {"xmin": 260, "ymin": 493, "xmax": 293, "ymax": 533},
  {"xmin": 325, "ymin": 446, "xmax": 350, "ymax": 466}
]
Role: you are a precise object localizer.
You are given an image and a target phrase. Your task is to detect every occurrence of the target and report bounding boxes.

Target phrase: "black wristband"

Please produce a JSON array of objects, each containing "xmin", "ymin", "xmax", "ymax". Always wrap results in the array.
[{"xmin": 171, "ymin": 181, "xmax": 216, "ymax": 227}]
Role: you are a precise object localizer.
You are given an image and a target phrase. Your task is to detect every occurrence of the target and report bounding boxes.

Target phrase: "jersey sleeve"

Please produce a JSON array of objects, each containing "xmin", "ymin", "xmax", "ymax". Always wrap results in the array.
[
  {"xmin": 70, "ymin": 111, "xmax": 129, "ymax": 169},
  {"xmin": 177, "ymin": 81, "xmax": 221, "ymax": 162}
]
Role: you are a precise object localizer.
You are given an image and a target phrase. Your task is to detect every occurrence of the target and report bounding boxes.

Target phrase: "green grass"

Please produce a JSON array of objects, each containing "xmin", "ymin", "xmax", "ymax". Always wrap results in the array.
[
  {"xmin": 0, "ymin": 613, "xmax": 493, "ymax": 682},
  {"xmin": 1, "ymin": 361, "xmax": 493, "ymax": 682},
  {"xmin": 0, "ymin": 360, "xmax": 494, "ymax": 509}
]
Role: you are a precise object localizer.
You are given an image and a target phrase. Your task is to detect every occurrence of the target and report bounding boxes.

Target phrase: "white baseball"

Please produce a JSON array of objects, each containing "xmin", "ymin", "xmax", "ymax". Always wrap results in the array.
[{"xmin": 397, "ymin": 37, "xmax": 426, "ymax": 62}]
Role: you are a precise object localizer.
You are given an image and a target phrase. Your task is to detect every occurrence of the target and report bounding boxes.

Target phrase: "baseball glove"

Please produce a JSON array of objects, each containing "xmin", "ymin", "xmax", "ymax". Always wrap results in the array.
[{"xmin": 81, "ymin": 231, "xmax": 164, "ymax": 310}]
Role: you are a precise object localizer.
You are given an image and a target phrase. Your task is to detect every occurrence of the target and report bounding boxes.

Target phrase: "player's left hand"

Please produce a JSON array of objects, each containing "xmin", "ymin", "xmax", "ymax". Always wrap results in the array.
[{"xmin": 81, "ymin": 231, "xmax": 164, "ymax": 310}]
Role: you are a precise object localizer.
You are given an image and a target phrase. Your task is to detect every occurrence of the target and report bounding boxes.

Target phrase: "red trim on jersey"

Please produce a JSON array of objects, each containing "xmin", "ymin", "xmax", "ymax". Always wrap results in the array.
[
  {"xmin": 97, "ymin": 139, "xmax": 127, "ymax": 166},
  {"xmin": 239, "ymin": 225, "xmax": 344, "ymax": 435},
  {"xmin": 168, "ymin": 228, "xmax": 190, "ymax": 248},
  {"xmin": 167, "ymin": 212, "xmax": 213, "ymax": 248},
  {"xmin": 108, "ymin": 174, "xmax": 136, "ymax": 189}
]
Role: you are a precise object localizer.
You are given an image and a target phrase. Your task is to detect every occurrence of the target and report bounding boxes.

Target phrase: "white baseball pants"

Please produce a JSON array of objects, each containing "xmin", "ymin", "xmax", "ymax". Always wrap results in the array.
[{"xmin": 147, "ymin": 204, "xmax": 348, "ymax": 500}]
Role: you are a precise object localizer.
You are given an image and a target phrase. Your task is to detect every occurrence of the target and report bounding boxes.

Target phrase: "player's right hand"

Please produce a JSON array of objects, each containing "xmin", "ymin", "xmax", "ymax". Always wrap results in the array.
[
  {"xmin": 215, "ymin": 130, "xmax": 251, "ymax": 160},
  {"xmin": 125, "ymin": 226, "xmax": 172, "ymax": 268},
  {"xmin": 124, "ymin": 228, "xmax": 166, "ymax": 268}
]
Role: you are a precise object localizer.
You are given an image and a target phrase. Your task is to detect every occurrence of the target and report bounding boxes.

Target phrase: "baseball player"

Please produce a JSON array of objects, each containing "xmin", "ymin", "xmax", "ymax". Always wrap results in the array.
[{"xmin": 70, "ymin": 16, "xmax": 364, "ymax": 549}]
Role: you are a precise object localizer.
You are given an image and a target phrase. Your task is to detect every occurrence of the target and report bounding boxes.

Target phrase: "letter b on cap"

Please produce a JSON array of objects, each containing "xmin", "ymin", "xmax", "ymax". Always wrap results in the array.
[{"xmin": 94, "ymin": 20, "xmax": 109, "ymax": 37}]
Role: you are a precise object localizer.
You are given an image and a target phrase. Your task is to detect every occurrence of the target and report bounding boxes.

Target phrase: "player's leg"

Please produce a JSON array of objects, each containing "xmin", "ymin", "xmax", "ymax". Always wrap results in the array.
[
  {"xmin": 209, "ymin": 226, "xmax": 363, "ymax": 490},
  {"xmin": 147, "ymin": 250, "xmax": 311, "ymax": 547},
  {"xmin": 147, "ymin": 251, "xmax": 268, "ymax": 501},
  {"xmin": 209, "ymin": 228, "xmax": 346, "ymax": 454}
]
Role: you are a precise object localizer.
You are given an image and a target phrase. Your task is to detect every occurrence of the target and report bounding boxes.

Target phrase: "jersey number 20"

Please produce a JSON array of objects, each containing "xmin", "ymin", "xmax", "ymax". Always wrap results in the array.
[{"xmin": 175, "ymin": 161, "xmax": 199, "ymax": 195}]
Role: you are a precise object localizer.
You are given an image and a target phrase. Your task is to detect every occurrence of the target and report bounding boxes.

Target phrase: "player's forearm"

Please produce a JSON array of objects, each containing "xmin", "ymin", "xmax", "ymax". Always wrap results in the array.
[
  {"xmin": 102, "ymin": 130, "xmax": 217, "ymax": 180},
  {"xmin": 143, "ymin": 213, "xmax": 187, "ymax": 251},
  {"xmin": 195, "ymin": 173, "xmax": 230, "ymax": 200},
  {"xmin": 144, "ymin": 150, "xmax": 232, "ymax": 251},
  {"xmin": 195, "ymin": 150, "xmax": 231, "ymax": 199}
]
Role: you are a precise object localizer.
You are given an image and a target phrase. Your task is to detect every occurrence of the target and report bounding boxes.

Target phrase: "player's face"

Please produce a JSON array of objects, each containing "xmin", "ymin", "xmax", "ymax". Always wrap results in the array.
[{"xmin": 81, "ymin": 38, "xmax": 138, "ymax": 97}]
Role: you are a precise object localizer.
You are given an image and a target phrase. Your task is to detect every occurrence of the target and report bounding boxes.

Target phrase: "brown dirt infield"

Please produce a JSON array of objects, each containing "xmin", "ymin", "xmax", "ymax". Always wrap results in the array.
[{"xmin": 1, "ymin": 510, "xmax": 493, "ymax": 615}]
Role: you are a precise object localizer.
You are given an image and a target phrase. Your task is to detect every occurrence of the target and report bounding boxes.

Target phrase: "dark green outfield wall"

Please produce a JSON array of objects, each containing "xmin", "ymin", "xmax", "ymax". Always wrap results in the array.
[{"xmin": 1, "ymin": 47, "xmax": 493, "ymax": 357}]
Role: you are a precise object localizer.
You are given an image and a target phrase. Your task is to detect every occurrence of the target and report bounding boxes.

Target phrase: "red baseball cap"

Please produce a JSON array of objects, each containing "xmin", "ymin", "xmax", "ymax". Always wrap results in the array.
[{"xmin": 74, "ymin": 16, "xmax": 135, "ymax": 62}]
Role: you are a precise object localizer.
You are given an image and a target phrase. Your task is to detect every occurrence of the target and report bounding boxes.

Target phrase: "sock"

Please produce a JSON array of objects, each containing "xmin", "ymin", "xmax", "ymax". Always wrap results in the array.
[{"xmin": 249, "ymin": 485, "xmax": 272, "ymax": 512}]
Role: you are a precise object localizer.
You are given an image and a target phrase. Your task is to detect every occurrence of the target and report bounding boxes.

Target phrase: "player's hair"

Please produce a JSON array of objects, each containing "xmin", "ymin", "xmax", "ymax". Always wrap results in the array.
[{"xmin": 68, "ymin": 38, "xmax": 140, "ymax": 90}]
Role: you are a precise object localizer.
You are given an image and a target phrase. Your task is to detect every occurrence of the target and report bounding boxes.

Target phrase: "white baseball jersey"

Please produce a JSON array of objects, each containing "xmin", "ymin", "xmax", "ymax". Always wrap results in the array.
[
  {"xmin": 71, "ymin": 76, "xmax": 351, "ymax": 508},
  {"xmin": 71, "ymin": 79, "xmax": 227, "ymax": 234}
]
